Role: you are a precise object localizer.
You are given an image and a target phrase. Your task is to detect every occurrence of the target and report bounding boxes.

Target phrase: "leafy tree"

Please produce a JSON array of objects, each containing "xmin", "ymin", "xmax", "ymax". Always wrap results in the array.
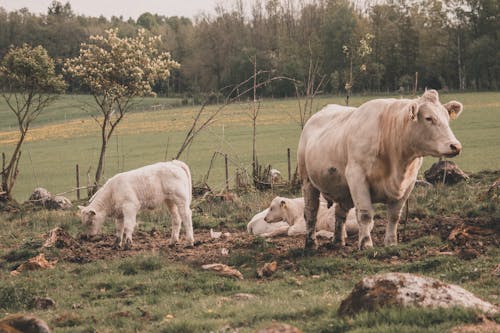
[
  {"xmin": 64, "ymin": 28, "xmax": 179, "ymax": 192},
  {"xmin": 0, "ymin": 44, "xmax": 66, "ymax": 200}
]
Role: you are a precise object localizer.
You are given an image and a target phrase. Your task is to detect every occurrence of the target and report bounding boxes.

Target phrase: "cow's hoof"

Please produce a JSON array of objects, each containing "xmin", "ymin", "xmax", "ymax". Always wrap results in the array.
[
  {"xmin": 168, "ymin": 242, "xmax": 178, "ymax": 248},
  {"xmin": 359, "ymin": 236, "xmax": 373, "ymax": 250},
  {"xmin": 123, "ymin": 239, "xmax": 133, "ymax": 250},
  {"xmin": 184, "ymin": 244, "xmax": 194, "ymax": 249},
  {"xmin": 112, "ymin": 237, "xmax": 122, "ymax": 250},
  {"xmin": 384, "ymin": 236, "xmax": 398, "ymax": 246},
  {"xmin": 304, "ymin": 238, "xmax": 318, "ymax": 250}
]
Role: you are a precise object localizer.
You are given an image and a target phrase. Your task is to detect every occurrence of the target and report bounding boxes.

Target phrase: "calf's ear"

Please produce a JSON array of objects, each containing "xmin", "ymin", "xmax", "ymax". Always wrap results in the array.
[
  {"xmin": 77, "ymin": 205, "xmax": 85, "ymax": 212},
  {"xmin": 408, "ymin": 102, "xmax": 419, "ymax": 121},
  {"xmin": 443, "ymin": 101, "xmax": 463, "ymax": 120}
]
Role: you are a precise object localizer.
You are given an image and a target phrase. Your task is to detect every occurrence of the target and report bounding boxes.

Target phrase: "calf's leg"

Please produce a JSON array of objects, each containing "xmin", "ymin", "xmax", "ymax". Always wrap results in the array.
[
  {"xmin": 177, "ymin": 202, "xmax": 194, "ymax": 247},
  {"xmin": 113, "ymin": 217, "xmax": 125, "ymax": 249},
  {"xmin": 122, "ymin": 205, "xmax": 138, "ymax": 250},
  {"xmin": 166, "ymin": 201, "xmax": 182, "ymax": 247},
  {"xmin": 302, "ymin": 179, "xmax": 320, "ymax": 250}
]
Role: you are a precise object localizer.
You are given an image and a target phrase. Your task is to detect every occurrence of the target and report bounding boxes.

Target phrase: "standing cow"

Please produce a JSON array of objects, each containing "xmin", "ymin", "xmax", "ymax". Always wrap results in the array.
[
  {"xmin": 78, "ymin": 160, "xmax": 194, "ymax": 249},
  {"xmin": 298, "ymin": 90, "xmax": 463, "ymax": 250}
]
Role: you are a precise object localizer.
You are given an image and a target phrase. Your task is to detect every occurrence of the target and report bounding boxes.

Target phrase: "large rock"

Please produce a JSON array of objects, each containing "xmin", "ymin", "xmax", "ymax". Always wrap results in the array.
[
  {"xmin": 338, "ymin": 272, "xmax": 497, "ymax": 316},
  {"xmin": 424, "ymin": 160, "xmax": 469, "ymax": 185},
  {"xmin": 28, "ymin": 187, "xmax": 72, "ymax": 210}
]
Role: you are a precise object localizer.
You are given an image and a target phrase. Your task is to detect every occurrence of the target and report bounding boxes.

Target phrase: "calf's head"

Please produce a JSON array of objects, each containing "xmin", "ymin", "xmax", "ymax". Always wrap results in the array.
[
  {"xmin": 264, "ymin": 197, "xmax": 288, "ymax": 223},
  {"xmin": 409, "ymin": 90, "xmax": 463, "ymax": 158},
  {"xmin": 77, "ymin": 205, "xmax": 105, "ymax": 236}
]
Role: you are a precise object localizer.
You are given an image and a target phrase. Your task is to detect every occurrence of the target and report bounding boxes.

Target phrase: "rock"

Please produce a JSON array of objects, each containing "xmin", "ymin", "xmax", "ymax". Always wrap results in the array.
[
  {"xmin": 457, "ymin": 248, "xmax": 480, "ymax": 260},
  {"xmin": 254, "ymin": 323, "xmax": 302, "ymax": 333},
  {"xmin": 0, "ymin": 314, "xmax": 51, "ymax": 333},
  {"xmin": 29, "ymin": 187, "xmax": 52, "ymax": 203},
  {"xmin": 34, "ymin": 296, "xmax": 56, "ymax": 309},
  {"xmin": 232, "ymin": 293, "xmax": 257, "ymax": 300},
  {"xmin": 338, "ymin": 272, "xmax": 498, "ymax": 316},
  {"xmin": 202, "ymin": 263, "xmax": 244, "ymax": 280},
  {"xmin": 43, "ymin": 227, "xmax": 79, "ymax": 248},
  {"xmin": 257, "ymin": 261, "xmax": 278, "ymax": 278},
  {"xmin": 10, "ymin": 253, "xmax": 57, "ymax": 276},
  {"xmin": 424, "ymin": 160, "xmax": 469, "ymax": 185},
  {"xmin": 28, "ymin": 187, "xmax": 72, "ymax": 210}
]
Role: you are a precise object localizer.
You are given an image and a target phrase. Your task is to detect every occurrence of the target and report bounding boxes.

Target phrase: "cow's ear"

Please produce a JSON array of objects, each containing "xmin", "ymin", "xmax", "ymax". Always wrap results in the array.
[
  {"xmin": 77, "ymin": 205, "xmax": 85, "ymax": 212},
  {"xmin": 280, "ymin": 200, "xmax": 287, "ymax": 209},
  {"xmin": 408, "ymin": 102, "xmax": 419, "ymax": 121},
  {"xmin": 443, "ymin": 101, "xmax": 463, "ymax": 120}
]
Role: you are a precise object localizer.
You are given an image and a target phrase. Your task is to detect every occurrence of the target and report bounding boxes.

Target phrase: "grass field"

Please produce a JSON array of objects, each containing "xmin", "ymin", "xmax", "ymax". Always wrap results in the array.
[
  {"xmin": 0, "ymin": 170, "xmax": 498, "ymax": 332},
  {"xmin": 0, "ymin": 92, "xmax": 498, "ymax": 332},
  {"xmin": 0, "ymin": 91, "xmax": 499, "ymax": 201}
]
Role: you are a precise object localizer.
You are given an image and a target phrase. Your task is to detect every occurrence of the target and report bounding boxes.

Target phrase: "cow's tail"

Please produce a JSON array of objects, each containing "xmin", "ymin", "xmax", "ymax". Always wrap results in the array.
[{"xmin": 173, "ymin": 160, "xmax": 192, "ymax": 204}]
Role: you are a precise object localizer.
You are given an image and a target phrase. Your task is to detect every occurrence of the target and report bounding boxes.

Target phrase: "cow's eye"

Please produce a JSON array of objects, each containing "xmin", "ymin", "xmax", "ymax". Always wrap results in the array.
[
  {"xmin": 270, "ymin": 208, "xmax": 273, "ymax": 211},
  {"xmin": 425, "ymin": 116, "xmax": 433, "ymax": 122}
]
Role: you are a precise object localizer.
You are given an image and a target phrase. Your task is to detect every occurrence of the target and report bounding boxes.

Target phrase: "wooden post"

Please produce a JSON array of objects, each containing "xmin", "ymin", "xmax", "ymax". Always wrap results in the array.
[
  {"xmin": 414, "ymin": 72, "xmax": 418, "ymax": 95},
  {"xmin": 225, "ymin": 154, "xmax": 229, "ymax": 190},
  {"xmin": 287, "ymin": 148, "xmax": 291, "ymax": 182},
  {"xmin": 76, "ymin": 164, "xmax": 80, "ymax": 200}
]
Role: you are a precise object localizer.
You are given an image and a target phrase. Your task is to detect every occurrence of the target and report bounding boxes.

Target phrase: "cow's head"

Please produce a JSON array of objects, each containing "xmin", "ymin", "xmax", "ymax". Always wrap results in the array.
[
  {"xmin": 77, "ymin": 205, "xmax": 105, "ymax": 236},
  {"xmin": 408, "ymin": 90, "xmax": 463, "ymax": 158},
  {"xmin": 264, "ymin": 196, "xmax": 288, "ymax": 224}
]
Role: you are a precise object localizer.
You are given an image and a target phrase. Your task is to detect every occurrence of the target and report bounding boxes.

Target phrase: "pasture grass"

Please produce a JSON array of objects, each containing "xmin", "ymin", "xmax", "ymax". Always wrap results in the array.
[
  {"xmin": 0, "ymin": 172, "xmax": 498, "ymax": 332},
  {"xmin": 0, "ymin": 92, "xmax": 498, "ymax": 201}
]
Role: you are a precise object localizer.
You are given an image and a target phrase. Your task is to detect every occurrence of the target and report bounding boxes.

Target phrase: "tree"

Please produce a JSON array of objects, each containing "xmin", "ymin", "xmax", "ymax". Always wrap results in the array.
[
  {"xmin": 64, "ymin": 28, "xmax": 179, "ymax": 192},
  {"xmin": 0, "ymin": 44, "xmax": 66, "ymax": 200}
]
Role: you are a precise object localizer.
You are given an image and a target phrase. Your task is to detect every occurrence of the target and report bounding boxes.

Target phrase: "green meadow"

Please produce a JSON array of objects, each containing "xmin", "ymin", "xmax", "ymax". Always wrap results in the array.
[
  {"xmin": 1, "ymin": 91, "xmax": 499, "ymax": 201},
  {"xmin": 0, "ymin": 92, "xmax": 499, "ymax": 332}
]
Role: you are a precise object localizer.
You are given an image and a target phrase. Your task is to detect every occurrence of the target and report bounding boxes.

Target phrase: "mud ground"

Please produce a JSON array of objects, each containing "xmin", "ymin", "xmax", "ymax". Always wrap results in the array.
[{"xmin": 49, "ymin": 216, "xmax": 499, "ymax": 267}]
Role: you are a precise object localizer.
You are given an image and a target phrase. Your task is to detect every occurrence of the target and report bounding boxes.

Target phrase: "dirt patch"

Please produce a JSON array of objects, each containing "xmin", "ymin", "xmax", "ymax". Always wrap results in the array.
[{"xmin": 45, "ymin": 216, "xmax": 499, "ymax": 267}]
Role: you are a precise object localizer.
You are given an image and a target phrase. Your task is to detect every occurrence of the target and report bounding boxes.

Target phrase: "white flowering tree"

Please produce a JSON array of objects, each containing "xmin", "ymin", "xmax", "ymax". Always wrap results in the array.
[
  {"xmin": 343, "ymin": 33, "xmax": 373, "ymax": 105},
  {"xmin": 0, "ymin": 44, "xmax": 66, "ymax": 201},
  {"xmin": 65, "ymin": 29, "xmax": 179, "ymax": 192}
]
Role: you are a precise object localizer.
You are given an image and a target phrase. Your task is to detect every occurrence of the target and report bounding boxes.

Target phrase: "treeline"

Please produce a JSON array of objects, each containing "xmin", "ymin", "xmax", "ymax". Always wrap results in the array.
[{"xmin": 0, "ymin": 0, "xmax": 497, "ymax": 97}]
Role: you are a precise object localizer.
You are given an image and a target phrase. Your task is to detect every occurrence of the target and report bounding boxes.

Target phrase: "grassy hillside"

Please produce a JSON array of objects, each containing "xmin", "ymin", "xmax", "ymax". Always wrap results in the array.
[{"xmin": 0, "ymin": 92, "xmax": 499, "ymax": 201}]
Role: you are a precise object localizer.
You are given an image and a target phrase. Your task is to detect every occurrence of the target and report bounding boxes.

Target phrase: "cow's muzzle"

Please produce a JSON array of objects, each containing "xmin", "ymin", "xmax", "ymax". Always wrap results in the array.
[{"xmin": 444, "ymin": 143, "xmax": 462, "ymax": 158}]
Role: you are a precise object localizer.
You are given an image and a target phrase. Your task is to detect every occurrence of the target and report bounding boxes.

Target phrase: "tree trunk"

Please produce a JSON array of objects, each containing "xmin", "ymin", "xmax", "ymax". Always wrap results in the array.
[{"xmin": 93, "ymin": 120, "xmax": 109, "ymax": 194}]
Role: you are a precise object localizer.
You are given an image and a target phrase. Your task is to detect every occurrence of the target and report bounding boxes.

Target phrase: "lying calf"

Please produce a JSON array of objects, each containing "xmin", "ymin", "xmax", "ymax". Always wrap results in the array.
[
  {"xmin": 247, "ymin": 196, "xmax": 358, "ymax": 238},
  {"xmin": 78, "ymin": 160, "xmax": 194, "ymax": 249}
]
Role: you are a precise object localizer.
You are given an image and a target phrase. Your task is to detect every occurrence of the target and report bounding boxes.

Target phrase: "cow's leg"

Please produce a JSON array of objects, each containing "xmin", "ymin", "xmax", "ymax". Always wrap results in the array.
[
  {"xmin": 345, "ymin": 164, "xmax": 374, "ymax": 250},
  {"xmin": 166, "ymin": 201, "xmax": 182, "ymax": 247},
  {"xmin": 385, "ymin": 200, "xmax": 404, "ymax": 246},
  {"xmin": 303, "ymin": 179, "xmax": 320, "ymax": 250},
  {"xmin": 333, "ymin": 203, "xmax": 350, "ymax": 246},
  {"xmin": 177, "ymin": 202, "xmax": 194, "ymax": 247},
  {"xmin": 113, "ymin": 217, "xmax": 125, "ymax": 249},
  {"xmin": 122, "ymin": 205, "xmax": 137, "ymax": 250}
]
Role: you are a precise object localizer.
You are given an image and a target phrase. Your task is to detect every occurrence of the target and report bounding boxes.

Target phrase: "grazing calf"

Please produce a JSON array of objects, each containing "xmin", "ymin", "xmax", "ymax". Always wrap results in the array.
[
  {"xmin": 298, "ymin": 90, "xmax": 463, "ymax": 250},
  {"xmin": 247, "ymin": 196, "xmax": 358, "ymax": 238},
  {"xmin": 78, "ymin": 160, "xmax": 194, "ymax": 249}
]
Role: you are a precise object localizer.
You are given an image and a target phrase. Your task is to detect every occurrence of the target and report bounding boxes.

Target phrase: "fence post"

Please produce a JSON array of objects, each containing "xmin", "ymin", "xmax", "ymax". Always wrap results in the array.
[
  {"xmin": 287, "ymin": 148, "xmax": 291, "ymax": 182},
  {"xmin": 225, "ymin": 154, "xmax": 229, "ymax": 190},
  {"xmin": 76, "ymin": 164, "xmax": 80, "ymax": 200}
]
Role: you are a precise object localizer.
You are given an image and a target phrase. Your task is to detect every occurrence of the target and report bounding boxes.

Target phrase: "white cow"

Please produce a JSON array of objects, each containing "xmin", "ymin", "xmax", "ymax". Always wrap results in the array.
[
  {"xmin": 78, "ymin": 160, "xmax": 194, "ymax": 249},
  {"xmin": 298, "ymin": 90, "xmax": 463, "ymax": 250},
  {"xmin": 247, "ymin": 196, "xmax": 358, "ymax": 238}
]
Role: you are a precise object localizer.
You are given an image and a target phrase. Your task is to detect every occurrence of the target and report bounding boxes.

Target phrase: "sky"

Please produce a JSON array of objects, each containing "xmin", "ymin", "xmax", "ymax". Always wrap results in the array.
[{"xmin": 0, "ymin": 0, "xmax": 224, "ymax": 20}]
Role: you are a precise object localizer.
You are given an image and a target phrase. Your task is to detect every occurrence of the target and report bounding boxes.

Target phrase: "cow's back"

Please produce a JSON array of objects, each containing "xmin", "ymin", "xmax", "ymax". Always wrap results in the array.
[{"xmin": 104, "ymin": 161, "xmax": 191, "ymax": 209}]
